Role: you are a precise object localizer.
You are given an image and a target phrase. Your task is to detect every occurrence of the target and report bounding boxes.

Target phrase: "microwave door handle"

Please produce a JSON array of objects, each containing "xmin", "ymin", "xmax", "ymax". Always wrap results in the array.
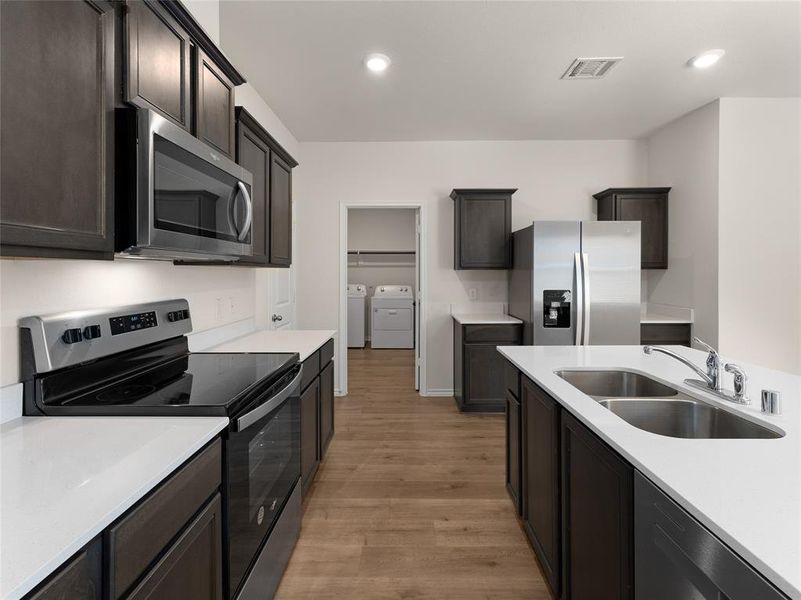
[
  {"xmin": 235, "ymin": 367, "xmax": 302, "ymax": 432},
  {"xmin": 237, "ymin": 181, "xmax": 253, "ymax": 242}
]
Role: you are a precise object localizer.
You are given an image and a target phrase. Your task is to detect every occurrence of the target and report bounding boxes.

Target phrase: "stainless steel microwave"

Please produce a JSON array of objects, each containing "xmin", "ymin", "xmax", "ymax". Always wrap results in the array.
[{"xmin": 117, "ymin": 109, "xmax": 253, "ymax": 261}]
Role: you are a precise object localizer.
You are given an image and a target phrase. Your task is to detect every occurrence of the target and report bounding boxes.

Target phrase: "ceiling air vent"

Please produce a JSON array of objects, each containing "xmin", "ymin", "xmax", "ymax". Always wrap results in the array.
[{"xmin": 561, "ymin": 57, "xmax": 622, "ymax": 80}]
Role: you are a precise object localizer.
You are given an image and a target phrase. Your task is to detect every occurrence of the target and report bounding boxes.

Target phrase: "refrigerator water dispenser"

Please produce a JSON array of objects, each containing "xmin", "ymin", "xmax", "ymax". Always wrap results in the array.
[{"xmin": 543, "ymin": 290, "xmax": 571, "ymax": 328}]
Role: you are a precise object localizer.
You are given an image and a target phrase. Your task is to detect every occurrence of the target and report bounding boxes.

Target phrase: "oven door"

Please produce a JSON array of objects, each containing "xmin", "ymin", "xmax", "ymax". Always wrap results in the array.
[
  {"xmin": 132, "ymin": 109, "xmax": 254, "ymax": 260},
  {"xmin": 225, "ymin": 367, "xmax": 301, "ymax": 598}
]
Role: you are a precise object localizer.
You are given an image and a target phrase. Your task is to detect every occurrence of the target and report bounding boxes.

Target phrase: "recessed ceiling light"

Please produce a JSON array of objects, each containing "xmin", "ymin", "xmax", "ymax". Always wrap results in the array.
[
  {"xmin": 364, "ymin": 53, "xmax": 391, "ymax": 74},
  {"xmin": 689, "ymin": 49, "xmax": 725, "ymax": 69}
]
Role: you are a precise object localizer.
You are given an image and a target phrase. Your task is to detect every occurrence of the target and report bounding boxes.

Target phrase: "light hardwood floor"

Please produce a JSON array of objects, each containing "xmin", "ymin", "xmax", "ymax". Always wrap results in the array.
[{"xmin": 275, "ymin": 347, "xmax": 549, "ymax": 599}]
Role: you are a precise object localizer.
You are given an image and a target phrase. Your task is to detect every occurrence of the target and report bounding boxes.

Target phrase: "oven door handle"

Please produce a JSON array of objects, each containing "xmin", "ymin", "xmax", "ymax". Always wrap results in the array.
[{"xmin": 235, "ymin": 367, "xmax": 302, "ymax": 432}]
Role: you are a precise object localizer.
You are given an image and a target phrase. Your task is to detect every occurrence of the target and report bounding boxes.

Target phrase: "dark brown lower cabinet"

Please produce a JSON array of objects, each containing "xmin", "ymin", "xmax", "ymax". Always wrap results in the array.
[
  {"xmin": 521, "ymin": 377, "xmax": 561, "ymax": 597},
  {"xmin": 561, "ymin": 410, "xmax": 633, "ymax": 600},
  {"xmin": 26, "ymin": 537, "xmax": 102, "ymax": 600},
  {"xmin": 319, "ymin": 360, "xmax": 335, "ymax": 457},
  {"xmin": 127, "ymin": 493, "xmax": 223, "ymax": 600},
  {"xmin": 453, "ymin": 322, "xmax": 522, "ymax": 413},
  {"xmin": 505, "ymin": 390, "xmax": 522, "ymax": 515},
  {"xmin": 300, "ymin": 377, "xmax": 320, "ymax": 495}
]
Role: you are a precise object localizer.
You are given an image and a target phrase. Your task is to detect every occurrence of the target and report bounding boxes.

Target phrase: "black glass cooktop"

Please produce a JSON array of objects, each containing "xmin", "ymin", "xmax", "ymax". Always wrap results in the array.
[{"xmin": 38, "ymin": 351, "xmax": 299, "ymax": 417}]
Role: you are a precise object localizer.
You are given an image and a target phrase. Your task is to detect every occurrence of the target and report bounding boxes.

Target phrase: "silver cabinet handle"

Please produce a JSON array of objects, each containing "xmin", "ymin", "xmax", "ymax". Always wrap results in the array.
[{"xmin": 237, "ymin": 181, "xmax": 253, "ymax": 242}]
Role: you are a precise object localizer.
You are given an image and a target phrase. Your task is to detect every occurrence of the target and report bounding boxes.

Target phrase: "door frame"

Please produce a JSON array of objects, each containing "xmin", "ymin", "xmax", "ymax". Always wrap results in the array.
[{"xmin": 338, "ymin": 203, "xmax": 428, "ymax": 396}]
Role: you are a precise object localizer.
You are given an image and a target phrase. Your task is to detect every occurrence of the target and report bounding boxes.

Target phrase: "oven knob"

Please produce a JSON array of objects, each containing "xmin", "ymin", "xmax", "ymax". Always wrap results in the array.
[
  {"xmin": 167, "ymin": 311, "xmax": 176, "ymax": 322},
  {"xmin": 61, "ymin": 328, "xmax": 83, "ymax": 344},
  {"xmin": 83, "ymin": 325, "xmax": 102, "ymax": 340}
]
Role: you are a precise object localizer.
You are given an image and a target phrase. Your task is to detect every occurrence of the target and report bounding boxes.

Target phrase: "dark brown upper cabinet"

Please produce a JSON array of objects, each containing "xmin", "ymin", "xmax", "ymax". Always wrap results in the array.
[
  {"xmin": 235, "ymin": 110, "xmax": 271, "ymax": 265},
  {"xmin": 194, "ymin": 47, "xmax": 235, "ymax": 158},
  {"xmin": 270, "ymin": 152, "xmax": 293, "ymax": 266},
  {"xmin": 124, "ymin": 0, "xmax": 192, "ymax": 130},
  {"xmin": 231, "ymin": 108, "xmax": 297, "ymax": 267},
  {"xmin": 594, "ymin": 187, "xmax": 671, "ymax": 269},
  {"xmin": 451, "ymin": 189, "xmax": 515, "ymax": 269},
  {"xmin": 0, "ymin": 0, "xmax": 117, "ymax": 260}
]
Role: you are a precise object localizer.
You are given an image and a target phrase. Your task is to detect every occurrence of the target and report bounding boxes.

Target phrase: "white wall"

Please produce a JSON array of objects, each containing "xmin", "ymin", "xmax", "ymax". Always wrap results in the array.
[
  {"xmin": 0, "ymin": 0, "xmax": 302, "ymax": 387},
  {"xmin": 645, "ymin": 101, "xmax": 720, "ymax": 346},
  {"xmin": 717, "ymin": 98, "xmax": 801, "ymax": 374},
  {"xmin": 295, "ymin": 140, "xmax": 647, "ymax": 393}
]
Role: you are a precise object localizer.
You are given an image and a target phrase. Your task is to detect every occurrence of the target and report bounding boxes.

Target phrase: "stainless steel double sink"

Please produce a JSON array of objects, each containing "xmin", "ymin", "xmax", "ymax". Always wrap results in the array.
[{"xmin": 554, "ymin": 369, "xmax": 782, "ymax": 439}]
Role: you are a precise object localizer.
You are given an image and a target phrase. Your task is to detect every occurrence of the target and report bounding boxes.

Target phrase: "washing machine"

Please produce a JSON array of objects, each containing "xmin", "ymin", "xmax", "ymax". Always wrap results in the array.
[
  {"xmin": 371, "ymin": 285, "xmax": 414, "ymax": 349},
  {"xmin": 347, "ymin": 284, "xmax": 367, "ymax": 348}
]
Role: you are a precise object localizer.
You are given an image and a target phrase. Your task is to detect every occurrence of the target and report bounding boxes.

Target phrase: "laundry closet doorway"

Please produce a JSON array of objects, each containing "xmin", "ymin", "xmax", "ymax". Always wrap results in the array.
[{"xmin": 338, "ymin": 204, "xmax": 426, "ymax": 396}]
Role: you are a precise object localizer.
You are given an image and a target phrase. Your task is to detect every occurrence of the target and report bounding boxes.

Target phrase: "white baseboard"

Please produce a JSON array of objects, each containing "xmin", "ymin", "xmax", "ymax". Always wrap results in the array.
[{"xmin": 422, "ymin": 388, "xmax": 454, "ymax": 397}]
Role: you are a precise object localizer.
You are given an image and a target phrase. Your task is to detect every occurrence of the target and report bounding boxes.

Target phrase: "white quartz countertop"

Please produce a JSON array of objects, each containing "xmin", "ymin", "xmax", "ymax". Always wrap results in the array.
[
  {"xmin": 203, "ymin": 329, "xmax": 336, "ymax": 361},
  {"xmin": 639, "ymin": 311, "xmax": 694, "ymax": 324},
  {"xmin": 497, "ymin": 344, "xmax": 800, "ymax": 599},
  {"xmin": 451, "ymin": 313, "xmax": 523, "ymax": 325},
  {"xmin": 1, "ymin": 416, "xmax": 228, "ymax": 600}
]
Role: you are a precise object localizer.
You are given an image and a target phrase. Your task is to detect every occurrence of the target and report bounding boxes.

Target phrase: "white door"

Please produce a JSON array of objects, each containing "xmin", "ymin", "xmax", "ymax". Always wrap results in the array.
[
  {"xmin": 414, "ymin": 209, "xmax": 421, "ymax": 390},
  {"xmin": 269, "ymin": 267, "xmax": 294, "ymax": 329}
]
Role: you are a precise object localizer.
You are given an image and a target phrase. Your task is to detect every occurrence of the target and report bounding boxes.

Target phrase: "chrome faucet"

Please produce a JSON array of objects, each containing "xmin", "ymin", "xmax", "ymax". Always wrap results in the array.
[{"xmin": 643, "ymin": 337, "xmax": 750, "ymax": 404}]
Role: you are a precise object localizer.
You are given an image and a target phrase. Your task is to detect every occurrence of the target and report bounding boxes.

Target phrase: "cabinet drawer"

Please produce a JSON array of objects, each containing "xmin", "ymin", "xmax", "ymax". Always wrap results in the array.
[
  {"xmin": 319, "ymin": 338, "xmax": 334, "ymax": 367},
  {"xmin": 640, "ymin": 323, "xmax": 692, "ymax": 346},
  {"xmin": 107, "ymin": 438, "xmax": 221, "ymax": 598},
  {"xmin": 301, "ymin": 350, "xmax": 320, "ymax": 392},
  {"xmin": 504, "ymin": 360, "xmax": 520, "ymax": 399},
  {"xmin": 463, "ymin": 324, "xmax": 521, "ymax": 344},
  {"xmin": 127, "ymin": 493, "xmax": 223, "ymax": 600}
]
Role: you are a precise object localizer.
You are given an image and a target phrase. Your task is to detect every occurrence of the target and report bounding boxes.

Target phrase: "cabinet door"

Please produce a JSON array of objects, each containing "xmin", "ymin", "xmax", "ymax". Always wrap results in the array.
[
  {"xmin": 463, "ymin": 344, "xmax": 506, "ymax": 412},
  {"xmin": 127, "ymin": 493, "xmax": 223, "ymax": 600},
  {"xmin": 634, "ymin": 472, "xmax": 787, "ymax": 600},
  {"xmin": 236, "ymin": 120, "xmax": 269, "ymax": 264},
  {"xmin": 300, "ymin": 378, "xmax": 320, "ymax": 496},
  {"xmin": 505, "ymin": 391, "xmax": 522, "ymax": 515},
  {"xmin": 269, "ymin": 152, "xmax": 293, "ymax": 266},
  {"xmin": 616, "ymin": 193, "xmax": 668, "ymax": 269},
  {"xmin": 26, "ymin": 537, "xmax": 102, "ymax": 600},
  {"xmin": 319, "ymin": 361, "xmax": 335, "ymax": 458},
  {"xmin": 562, "ymin": 410, "xmax": 633, "ymax": 600},
  {"xmin": 125, "ymin": 0, "xmax": 191, "ymax": 130},
  {"xmin": 521, "ymin": 378, "xmax": 561, "ymax": 597},
  {"xmin": 0, "ymin": 0, "xmax": 116, "ymax": 259},
  {"xmin": 456, "ymin": 195, "xmax": 511, "ymax": 269},
  {"xmin": 194, "ymin": 48, "xmax": 235, "ymax": 158}
]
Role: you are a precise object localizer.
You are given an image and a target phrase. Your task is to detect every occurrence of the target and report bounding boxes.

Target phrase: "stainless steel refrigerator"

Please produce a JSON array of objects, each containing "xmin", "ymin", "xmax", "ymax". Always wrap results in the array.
[{"xmin": 509, "ymin": 221, "xmax": 641, "ymax": 345}]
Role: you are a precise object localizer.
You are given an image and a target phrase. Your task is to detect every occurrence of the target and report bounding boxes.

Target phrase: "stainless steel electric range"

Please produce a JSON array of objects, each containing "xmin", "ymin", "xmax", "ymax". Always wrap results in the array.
[{"xmin": 20, "ymin": 299, "xmax": 301, "ymax": 600}]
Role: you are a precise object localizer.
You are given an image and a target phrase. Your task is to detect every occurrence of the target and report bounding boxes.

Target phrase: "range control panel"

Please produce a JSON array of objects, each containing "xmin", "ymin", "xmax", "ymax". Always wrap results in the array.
[
  {"xmin": 109, "ymin": 311, "xmax": 158, "ymax": 336},
  {"xmin": 20, "ymin": 299, "xmax": 192, "ymax": 375}
]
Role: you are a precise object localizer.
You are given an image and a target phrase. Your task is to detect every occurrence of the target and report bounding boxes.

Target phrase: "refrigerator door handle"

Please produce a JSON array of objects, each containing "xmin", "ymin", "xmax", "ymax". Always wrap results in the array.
[
  {"xmin": 582, "ymin": 252, "xmax": 591, "ymax": 345},
  {"xmin": 574, "ymin": 252, "xmax": 584, "ymax": 345}
]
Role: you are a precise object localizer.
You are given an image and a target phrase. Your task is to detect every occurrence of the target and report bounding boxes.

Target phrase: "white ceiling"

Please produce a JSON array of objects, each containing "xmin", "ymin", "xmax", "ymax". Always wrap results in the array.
[{"xmin": 220, "ymin": 1, "xmax": 801, "ymax": 142}]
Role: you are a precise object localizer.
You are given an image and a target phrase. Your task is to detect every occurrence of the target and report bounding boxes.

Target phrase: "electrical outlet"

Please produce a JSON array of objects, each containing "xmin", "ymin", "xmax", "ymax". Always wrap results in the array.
[
  {"xmin": 468, "ymin": 288, "xmax": 478, "ymax": 300},
  {"xmin": 229, "ymin": 296, "xmax": 238, "ymax": 316},
  {"xmin": 215, "ymin": 297, "xmax": 225, "ymax": 322}
]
